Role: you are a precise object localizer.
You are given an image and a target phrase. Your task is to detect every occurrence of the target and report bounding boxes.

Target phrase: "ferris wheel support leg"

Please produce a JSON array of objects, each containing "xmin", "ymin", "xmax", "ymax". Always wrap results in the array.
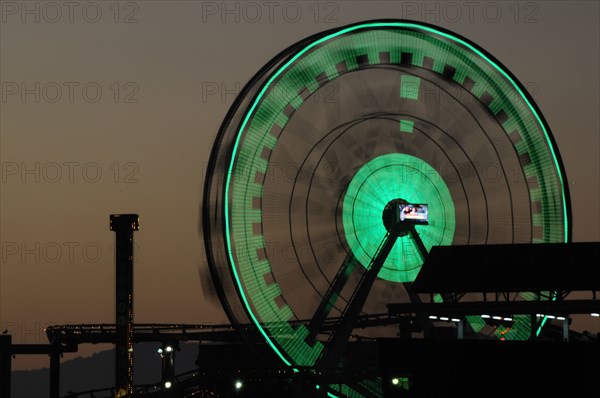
[
  {"xmin": 305, "ymin": 253, "xmax": 360, "ymax": 345},
  {"xmin": 406, "ymin": 227, "xmax": 430, "ymax": 337},
  {"xmin": 404, "ymin": 227, "xmax": 428, "ymax": 305},
  {"xmin": 408, "ymin": 227, "xmax": 427, "ymax": 262},
  {"xmin": 314, "ymin": 229, "xmax": 401, "ymax": 397}
]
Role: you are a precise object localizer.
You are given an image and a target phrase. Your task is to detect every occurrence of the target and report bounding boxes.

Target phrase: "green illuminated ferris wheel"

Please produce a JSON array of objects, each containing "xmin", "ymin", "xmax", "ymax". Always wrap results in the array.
[{"xmin": 203, "ymin": 21, "xmax": 570, "ymax": 397}]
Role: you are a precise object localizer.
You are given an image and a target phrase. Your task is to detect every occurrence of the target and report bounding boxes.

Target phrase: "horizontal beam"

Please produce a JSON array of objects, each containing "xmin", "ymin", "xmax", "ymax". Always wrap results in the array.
[
  {"xmin": 47, "ymin": 329, "xmax": 243, "ymax": 345},
  {"xmin": 388, "ymin": 299, "xmax": 600, "ymax": 316},
  {"xmin": 45, "ymin": 316, "xmax": 396, "ymax": 345}
]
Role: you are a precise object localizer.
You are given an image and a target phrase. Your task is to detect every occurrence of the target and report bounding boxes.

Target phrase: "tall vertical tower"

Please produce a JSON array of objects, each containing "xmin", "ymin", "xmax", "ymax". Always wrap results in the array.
[{"xmin": 110, "ymin": 214, "xmax": 139, "ymax": 397}]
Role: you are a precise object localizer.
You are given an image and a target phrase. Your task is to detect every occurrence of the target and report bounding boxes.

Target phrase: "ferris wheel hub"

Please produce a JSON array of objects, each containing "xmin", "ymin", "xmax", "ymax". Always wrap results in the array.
[{"xmin": 382, "ymin": 198, "xmax": 408, "ymax": 234}]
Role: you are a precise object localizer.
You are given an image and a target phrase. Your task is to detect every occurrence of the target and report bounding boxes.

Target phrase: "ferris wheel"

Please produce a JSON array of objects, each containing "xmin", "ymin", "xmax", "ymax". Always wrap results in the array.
[{"xmin": 202, "ymin": 20, "xmax": 570, "ymax": 397}]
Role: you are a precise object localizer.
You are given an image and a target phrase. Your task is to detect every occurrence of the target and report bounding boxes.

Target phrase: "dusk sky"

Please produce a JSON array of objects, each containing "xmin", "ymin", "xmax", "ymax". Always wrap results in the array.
[{"xmin": 1, "ymin": 1, "xmax": 598, "ymax": 371}]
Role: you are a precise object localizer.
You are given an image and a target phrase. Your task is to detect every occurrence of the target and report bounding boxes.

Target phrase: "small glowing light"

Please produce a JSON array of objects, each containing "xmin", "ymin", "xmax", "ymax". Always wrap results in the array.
[
  {"xmin": 157, "ymin": 348, "xmax": 163, "ymax": 354},
  {"xmin": 504, "ymin": 317, "xmax": 513, "ymax": 322},
  {"xmin": 439, "ymin": 317, "xmax": 449, "ymax": 321},
  {"xmin": 164, "ymin": 381, "xmax": 172, "ymax": 389},
  {"xmin": 392, "ymin": 378, "xmax": 400, "ymax": 386},
  {"xmin": 547, "ymin": 315, "xmax": 556, "ymax": 319},
  {"xmin": 428, "ymin": 315, "xmax": 438, "ymax": 320},
  {"xmin": 481, "ymin": 314, "xmax": 490, "ymax": 319},
  {"xmin": 492, "ymin": 316, "xmax": 502, "ymax": 320},
  {"xmin": 536, "ymin": 313, "xmax": 544, "ymax": 318},
  {"xmin": 556, "ymin": 316, "xmax": 566, "ymax": 321},
  {"xmin": 165, "ymin": 346, "xmax": 173, "ymax": 353},
  {"xmin": 451, "ymin": 318, "xmax": 460, "ymax": 323},
  {"xmin": 591, "ymin": 313, "xmax": 599, "ymax": 317},
  {"xmin": 315, "ymin": 385, "xmax": 320, "ymax": 390},
  {"xmin": 235, "ymin": 381, "xmax": 243, "ymax": 390}
]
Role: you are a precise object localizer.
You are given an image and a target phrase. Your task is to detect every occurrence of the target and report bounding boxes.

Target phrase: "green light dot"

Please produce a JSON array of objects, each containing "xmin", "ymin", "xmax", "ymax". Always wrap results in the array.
[
  {"xmin": 400, "ymin": 75, "xmax": 420, "ymax": 99},
  {"xmin": 399, "ymin": 120, "xmax": 414, "ymax": 133}
]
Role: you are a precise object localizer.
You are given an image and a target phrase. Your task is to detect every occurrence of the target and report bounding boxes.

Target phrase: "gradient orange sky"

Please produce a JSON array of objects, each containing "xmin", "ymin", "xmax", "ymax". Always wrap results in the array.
[{"xmin": 1, "ymin": 1, "xmax": 598, "ymax": 370}]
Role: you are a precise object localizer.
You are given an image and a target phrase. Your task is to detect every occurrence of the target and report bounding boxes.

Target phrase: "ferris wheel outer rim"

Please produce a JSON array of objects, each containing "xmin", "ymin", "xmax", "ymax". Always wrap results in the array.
[{"xmin": 202, "ymin": 18, "xmax": 573, "ymax": 393}]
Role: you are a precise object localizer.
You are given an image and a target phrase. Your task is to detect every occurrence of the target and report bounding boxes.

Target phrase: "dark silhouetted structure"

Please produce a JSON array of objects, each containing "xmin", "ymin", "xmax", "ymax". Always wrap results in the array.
[
  {"xmin": 412, "ymin": 242, "xmax": 599, "ymax": 293},
  {"xmin": 0, "ymin": 335, "xmax": 11, "ymax": 398},
  {"xmin": 0, "ymin": 334, "xmax": 77, "ymax": 398},
  {"xmin": 379, "ymin": 338, "xmax": 599, "ymax": 396},
  {"xmin": 110, "ymin": 214, "xmax": 139, "ymax": 397}
]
